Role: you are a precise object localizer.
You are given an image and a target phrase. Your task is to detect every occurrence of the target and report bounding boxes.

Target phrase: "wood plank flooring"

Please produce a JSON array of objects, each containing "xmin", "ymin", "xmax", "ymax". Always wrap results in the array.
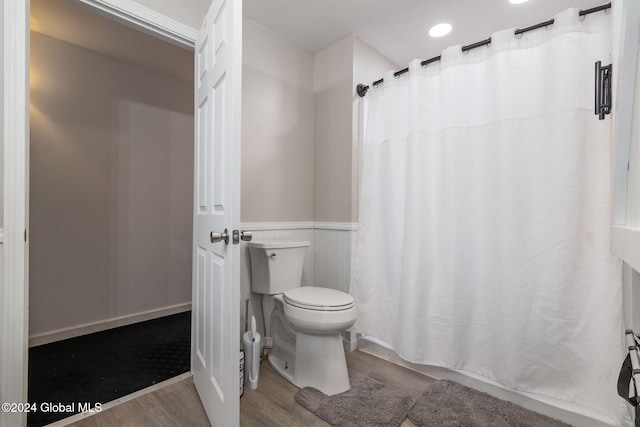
[
  {"xmin": 65, "ymin": 378, "xmax": 209, "ymax": 427},
  {"xmin": 65, "ymin": 350, "xmax": 435, "ymax": 427}
]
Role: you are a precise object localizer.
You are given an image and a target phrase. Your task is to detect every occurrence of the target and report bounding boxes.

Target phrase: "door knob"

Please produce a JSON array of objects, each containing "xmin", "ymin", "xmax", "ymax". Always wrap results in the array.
[
  {"xmin": 210, "ymin": 229, "xmax": 229, "ymax": 244},
  {"xmin": 231, "ymin": 230, "xmax": 253, "ymax": 244}
]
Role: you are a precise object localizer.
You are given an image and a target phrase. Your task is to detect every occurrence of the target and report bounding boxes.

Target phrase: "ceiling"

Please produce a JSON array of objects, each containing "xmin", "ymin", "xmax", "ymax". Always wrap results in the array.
[
  {"xmin": 30, "ymin": 0, "xmax": 606, "ymax": 79},
  {"xmin": 244, "ymin": 0, "xmax": 606, "ymax": 67}
]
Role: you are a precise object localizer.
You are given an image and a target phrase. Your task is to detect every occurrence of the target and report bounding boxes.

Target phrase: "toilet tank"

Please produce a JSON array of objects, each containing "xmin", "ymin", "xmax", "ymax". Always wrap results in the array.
[{"xmin": 247, "ymin": 240, "xmax": 310, "ymax": 295}]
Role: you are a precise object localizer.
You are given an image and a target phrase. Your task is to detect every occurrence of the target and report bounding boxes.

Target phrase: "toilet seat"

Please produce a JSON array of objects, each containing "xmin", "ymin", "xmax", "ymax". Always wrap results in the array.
[{"xmin": 283, "ymin": 286, "xmax": 354, "ymax": 311}]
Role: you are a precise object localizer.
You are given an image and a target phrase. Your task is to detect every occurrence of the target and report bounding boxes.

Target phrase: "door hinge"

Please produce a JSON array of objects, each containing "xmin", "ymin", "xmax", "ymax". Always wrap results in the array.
[
  {"xmin": 595, "ymin": 61, "xmax": 612, "ymax": 120},
  {"xmin": 24, "ymin": 228, "xmax": 27, "ymax": 242}
]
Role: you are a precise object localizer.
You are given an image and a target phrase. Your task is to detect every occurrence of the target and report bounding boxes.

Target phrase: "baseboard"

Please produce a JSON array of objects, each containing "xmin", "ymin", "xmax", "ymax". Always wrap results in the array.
[
  {"xmin": 29, "ymin": 303, "xmax": 191, "ymax": 347},
  {"xmin": 342, "ymin": 331, "xmax": 358, "ymax": 352},
  {"xmin": 358, "ymin": 336, "xmax": 619, "ymax": 427}
]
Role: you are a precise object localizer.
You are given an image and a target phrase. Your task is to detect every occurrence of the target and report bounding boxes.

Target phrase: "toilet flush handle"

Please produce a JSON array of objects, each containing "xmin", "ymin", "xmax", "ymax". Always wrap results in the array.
[{"xmin": 270, "ymin": 253, "xmax": 277, "ymax": 259}]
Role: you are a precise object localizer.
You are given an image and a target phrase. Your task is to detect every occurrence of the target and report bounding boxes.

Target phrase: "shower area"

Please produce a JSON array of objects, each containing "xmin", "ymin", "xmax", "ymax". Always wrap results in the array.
[{"xmin": 349, "ymin": 4, "xmax": 634, "ymax": 427}]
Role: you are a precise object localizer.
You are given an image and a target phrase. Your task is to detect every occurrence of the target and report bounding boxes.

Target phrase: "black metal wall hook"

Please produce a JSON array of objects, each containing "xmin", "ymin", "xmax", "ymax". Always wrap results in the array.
[
  {"xmin": 595, "ymin": 61, "xmax": 612, "ymax": 119},
  {"xmin": 356, "ymin": 84, "xmax": 369, "ymax": 97}
]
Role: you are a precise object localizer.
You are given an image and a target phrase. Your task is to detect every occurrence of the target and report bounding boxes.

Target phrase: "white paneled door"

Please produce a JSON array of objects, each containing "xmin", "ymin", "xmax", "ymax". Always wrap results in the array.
[{"xmin": 192, "ymin": 0, "xmax": 242, "ymax": 425}]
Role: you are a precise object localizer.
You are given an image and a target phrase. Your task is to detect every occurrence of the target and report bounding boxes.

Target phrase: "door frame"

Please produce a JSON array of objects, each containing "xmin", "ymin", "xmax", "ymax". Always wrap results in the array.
[
  {"xmin": 1, "ymin": 1, "xmax": 198, "ymax": 425},
  {"xmin": 1, "ymin": 2, "xmax": 29, "ymax": 426}
]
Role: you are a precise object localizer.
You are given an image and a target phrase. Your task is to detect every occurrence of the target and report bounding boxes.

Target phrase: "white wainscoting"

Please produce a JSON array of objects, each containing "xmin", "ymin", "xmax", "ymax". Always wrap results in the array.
[{"xmin": 313, "ymin": 223, "xmax": 357, "ymax": 294}]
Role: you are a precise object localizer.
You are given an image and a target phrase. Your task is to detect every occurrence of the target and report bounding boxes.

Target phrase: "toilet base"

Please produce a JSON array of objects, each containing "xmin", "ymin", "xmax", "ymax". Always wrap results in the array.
[
  {"xmin": 269, "ymin": 330, "xmax": 350, "ymax": 396},
  {"xmin": 268, "ymin": 353, "xmax": 295, "ymax": 383}
]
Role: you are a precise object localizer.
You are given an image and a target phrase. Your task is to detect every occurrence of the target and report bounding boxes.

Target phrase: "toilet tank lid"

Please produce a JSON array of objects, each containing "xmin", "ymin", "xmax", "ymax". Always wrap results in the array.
[{"xmin": 247, "ymin": 240, "xmax": 310, "ymax": 249}]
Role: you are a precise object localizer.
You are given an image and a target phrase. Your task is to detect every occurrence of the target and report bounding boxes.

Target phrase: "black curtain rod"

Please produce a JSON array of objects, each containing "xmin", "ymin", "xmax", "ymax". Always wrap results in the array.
[
  {"xmin": 462, "ymin": 37, "xmax": 492, "ymax": 52},
  {"xmin": 579, "ymin": 2, "xmax": 611, "ymax": 16},
  {"xmin": 515, "ymin": 19, "xmax": 555, "ymax": 36},
  {"xmin": 356, "ymin": 2, "xmax": 611, "ymax": 97}
]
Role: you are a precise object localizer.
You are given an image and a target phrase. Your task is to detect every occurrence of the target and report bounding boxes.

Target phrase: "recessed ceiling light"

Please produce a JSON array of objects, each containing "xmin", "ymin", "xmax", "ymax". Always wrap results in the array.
[
  {"xmin": 509, "ymin": 0, "xmax": 529, "ymax": 4},
  {"xmin": 429, "ymin": 23, "xmax": 452, "ymax": 38}
]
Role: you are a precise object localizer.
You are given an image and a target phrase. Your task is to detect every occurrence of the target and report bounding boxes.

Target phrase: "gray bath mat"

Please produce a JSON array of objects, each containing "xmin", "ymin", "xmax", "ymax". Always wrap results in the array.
[
  {"xmin": 295, "ymin": 370, "xmax": 416, "ymax": 427},
  {"xmin": 408, "ymin": 380, "xmax": 571, "ymax": 427}
]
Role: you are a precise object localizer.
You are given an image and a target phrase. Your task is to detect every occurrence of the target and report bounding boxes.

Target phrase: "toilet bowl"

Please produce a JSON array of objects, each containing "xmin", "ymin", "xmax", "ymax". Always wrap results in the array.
[
  {"xmin": 282, "ymin": 286, "xmax": 356, "ymax": 333},
  {"xmin": 247, "ymin": 240, "xmax": 356, "ymax": 395}
]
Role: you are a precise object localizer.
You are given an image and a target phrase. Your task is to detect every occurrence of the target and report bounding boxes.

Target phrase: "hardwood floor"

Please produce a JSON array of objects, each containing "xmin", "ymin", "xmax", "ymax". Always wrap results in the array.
[
  {"xmin": 65, "ymin": 350, "xmax": 435, "ymax": 427},
  {"xmin": 65, "ymin": 378, "xmax": 209, "ymax": 427}
]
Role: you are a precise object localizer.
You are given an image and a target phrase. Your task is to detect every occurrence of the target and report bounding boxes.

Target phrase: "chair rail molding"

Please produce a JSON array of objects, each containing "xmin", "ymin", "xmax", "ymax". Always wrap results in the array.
[
  {"xmin": 239, "ymin": 221, "xmax": 358, "ymax": 232},
  {"xmin": 314, "ymin": 222, "xmax": 358, "ymax": 231},
  {"xmin": 240, "ymin": 221, "xmax": 315, "ymax": 231}
]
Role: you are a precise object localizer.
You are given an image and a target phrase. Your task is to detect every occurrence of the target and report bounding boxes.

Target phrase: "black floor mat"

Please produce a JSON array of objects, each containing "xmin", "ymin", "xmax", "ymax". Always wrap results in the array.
[{"xmin": 27, "ymin": 311, "xmax": 191, "ymax": 427}]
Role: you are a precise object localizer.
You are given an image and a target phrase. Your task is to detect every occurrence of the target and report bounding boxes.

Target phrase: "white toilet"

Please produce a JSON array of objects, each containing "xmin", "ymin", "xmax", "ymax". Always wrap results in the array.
[{"xmin": 247, "ymin": 240, "xmax": 356, "ymax": 395}]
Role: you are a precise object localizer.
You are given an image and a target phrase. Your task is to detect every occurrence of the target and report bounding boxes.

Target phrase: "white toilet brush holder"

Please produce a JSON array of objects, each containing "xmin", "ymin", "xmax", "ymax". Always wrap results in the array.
[{"xmin": 242, "ymin": 316, "xmax": 261, "ymax": 390}]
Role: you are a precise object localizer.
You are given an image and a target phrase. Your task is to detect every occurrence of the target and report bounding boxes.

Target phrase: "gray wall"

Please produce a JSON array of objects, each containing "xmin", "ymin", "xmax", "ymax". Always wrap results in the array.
[
  {"xmin": 312, "ymin": 35, "xmax": 397, "ymax": 224},
  {"xmin": 29, "ymin": 33, "xmax": 194, "ymax": 336},
  {"xmin": 313, "ymin": 36, "xmax": 355, "ymax": 223},
  {"xmin": 240, "ymin": 27, "xmax": 398, "ymax": 225},
  {"xmin": 241, "ymin": 21, "xmax": 315, "ymax": 222}
]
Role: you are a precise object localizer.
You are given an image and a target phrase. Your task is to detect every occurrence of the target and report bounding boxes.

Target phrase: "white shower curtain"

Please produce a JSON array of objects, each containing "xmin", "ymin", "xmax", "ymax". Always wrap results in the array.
[{"xmin": 351, "ymin": 8, "xmax": 628, "ymax": 425}]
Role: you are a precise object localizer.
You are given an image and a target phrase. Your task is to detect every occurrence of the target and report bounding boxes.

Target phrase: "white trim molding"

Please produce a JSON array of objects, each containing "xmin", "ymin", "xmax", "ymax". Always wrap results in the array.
[
  {"xmin": 610, "ymin": 0, "xmax": 640, "ymax": 273},
  {"xmin": 29, "ymin": 303, "xmax": 192, "ymax": 347},
  {"xmin": 314, "ymin": 222, "xmax": 358, "ymax": 231},
  {"xmin": 0, "ymin": 2, "xmax": 200, "ymax": 425},
  {"xmin": 240, "ymin": 221, "xmax": 314, "ymax": 231},
  {"xmin": 612, "ymin": 226, "xmax": 640, "ymax": 273},
  {"xmin": 70, "ymin": 0, "xmax": 198, "ymax": 50},
  {"xmin": 240, "ymin": 221, "xmax": 358, "ymax": 231},
  {"xmin": 1, "ymin": 1, "xmax": 29, "ymax": 426}
]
